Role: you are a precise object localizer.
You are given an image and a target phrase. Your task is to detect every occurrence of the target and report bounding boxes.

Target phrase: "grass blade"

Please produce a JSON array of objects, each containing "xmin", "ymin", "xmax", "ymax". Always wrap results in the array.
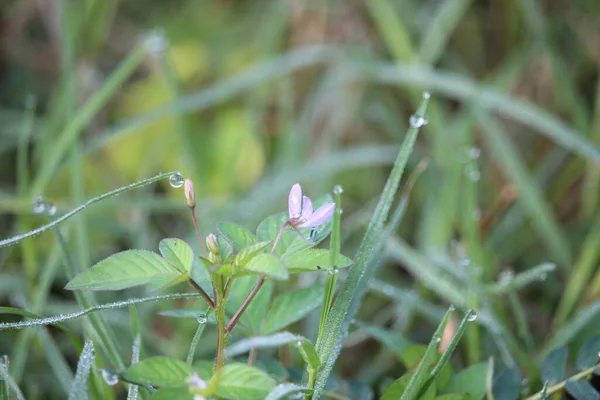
[
  {"xmin": 127, "ymin": 334, "xmax": 142, "ymax": 400},
  {"xmin": 68, "ymin": 340, "xmax": 95, "ymax": 400},
  {"xmin": 478, "ymin": 114, "xmax": 571, "ymax": 267},
  {"xmin": 0, "ymin": 171, "xmax": 175, "ymax": 248},
  {"xmin": 312, "ymin": 92, "xmax": 430, "ymax": 398},
  {"xmin": 400, "ymin": 307, "xmax": 454, "ymax": 400},
  {"xmin": 418, "ymin": 309, "xmax": 475, "ymax": 396}
]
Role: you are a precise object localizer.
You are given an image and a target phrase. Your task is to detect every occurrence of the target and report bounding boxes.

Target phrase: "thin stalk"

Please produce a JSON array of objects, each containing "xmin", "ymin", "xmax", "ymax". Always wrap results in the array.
[
  {"xmin": 186, "ymin": 311, "xmax": 210, "ymax": 366},
  {"xmin": 525, "ymin": 363, "xmax": 600, "ymax": 400},
  {"xmin": 191, "ymin": 208, "xmax": 206, "ymax": 255},
  {"xmin": 188, "ymin": 278, "xmax": 215, "ymax": 309},
  {"xmin": 226, "ymin": 221, "xmax": 290, "ymax": 333}
]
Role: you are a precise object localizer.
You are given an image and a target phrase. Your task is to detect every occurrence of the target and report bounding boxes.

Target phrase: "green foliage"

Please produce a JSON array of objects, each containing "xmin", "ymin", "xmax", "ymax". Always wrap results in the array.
[
  {"xmin": 122, "ymin": 357, "xmax": 194, "ymax": 387},
  {"xmin": 216, "ymin": 363, "xmax": 276, "ymax": 400}
]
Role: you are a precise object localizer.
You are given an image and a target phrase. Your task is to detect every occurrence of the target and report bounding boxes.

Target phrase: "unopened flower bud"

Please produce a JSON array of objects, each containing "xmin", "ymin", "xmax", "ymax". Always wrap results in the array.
[
  {"xmin": 206, "ymin": 233, "xmax": 219, "ymax": 255},
  {"xmin": 184, "ymin": 179, "xmax": 196, "ymax": 208}
]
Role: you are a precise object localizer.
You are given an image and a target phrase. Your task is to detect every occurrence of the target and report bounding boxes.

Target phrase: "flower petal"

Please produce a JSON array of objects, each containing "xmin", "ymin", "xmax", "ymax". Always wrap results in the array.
[
  {"xmin": 299, "ymin": 203, "xmax": 334, "ymax": 228},
  {"xmin": 301, "ymin": 196, "xmax": 313, "ymax": 220},
  {"xmin": 288, "ymin": 184, "xmax": 303, "ymax": 218}
]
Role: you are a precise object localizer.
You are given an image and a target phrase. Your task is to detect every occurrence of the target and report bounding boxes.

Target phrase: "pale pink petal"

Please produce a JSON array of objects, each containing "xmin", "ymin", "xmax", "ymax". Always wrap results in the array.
[
  {"xmin": 299, "ymin": 203, "xmax": 334, "ymax": 228},
  {"xmin": 301, "ymin": 196, "xmax": 313, "ymax": 220},
  {"xmin": 288, "ymin": 184, "xmax": 303, "ymax": 218}
]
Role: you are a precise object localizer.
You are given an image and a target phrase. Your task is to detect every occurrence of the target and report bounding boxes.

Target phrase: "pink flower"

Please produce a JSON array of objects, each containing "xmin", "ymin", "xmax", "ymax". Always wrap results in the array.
[{"xmin": 288, "ymin": 183, "xmax": 334, "ymax": 228}]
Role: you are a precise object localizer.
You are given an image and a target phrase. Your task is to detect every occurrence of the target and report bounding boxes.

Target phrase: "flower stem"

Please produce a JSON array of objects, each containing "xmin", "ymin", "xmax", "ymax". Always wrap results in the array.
[
  {"xmin": 188, "ymin": 278, "xmax": 215, "ymax": 308},
  {"xmin": 190, "ymin": 207, "xmax": 206, "ymax": 255},
  {"xmin": 226, "ymin": 221, "xmax": 290, "ymax": 333},
  {"xmin": 215, "ymin": 300, "xmax": 227, "ymax": 371}
]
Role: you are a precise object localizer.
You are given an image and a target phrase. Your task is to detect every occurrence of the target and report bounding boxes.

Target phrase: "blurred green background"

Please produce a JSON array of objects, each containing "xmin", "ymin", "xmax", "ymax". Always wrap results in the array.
[{"xmin": 2, "ymin": 0, "xmax": 600, "ymax": 398}]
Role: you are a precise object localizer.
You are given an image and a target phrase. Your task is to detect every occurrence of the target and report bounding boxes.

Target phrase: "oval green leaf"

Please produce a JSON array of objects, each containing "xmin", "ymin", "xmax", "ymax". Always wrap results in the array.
[
  {"xmin": 122, "ymin": 357, "xmax": 193, "ymax": 387},
  {"xmin": 218, "ymin": 222, "xmax": 258, "ymax": 251},
  {"xmin": 159, "ymin": 239, "xmax": 194, "ymax": 273},
  {"xmin": 65, "ymin": 250, "xmax": 175, "ymax": 291},
  {"xmin": 243, "ymin": 254, "xmax": 288, "ymax": 280},
  {"xmin": 282, "ymin": 249, "xmax": 353, "ymax": 272},
  {"xmin": 261, "ymin": 286, "xmax": 324, "ymax": 334},
  {"xmin": 256, "ymin": 213, "xmax": 295, "ymax": 256},
  {"xmin": 216, "ymin": 363, "xmax": 276, "ymax": 400},
  {"xmin": 235, "ymin": 241, "xmax": 272, "ymax": 267}
]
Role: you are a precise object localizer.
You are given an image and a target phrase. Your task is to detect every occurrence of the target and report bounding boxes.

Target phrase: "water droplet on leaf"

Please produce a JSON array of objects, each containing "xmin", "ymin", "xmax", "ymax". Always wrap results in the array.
[
  {"xmin": 333, "ymin": 184, "xmax": 344, "ymax": 194},
  {"xmin": 467, "ymin": 312, "xmax": 478, "ymax": 322},
  {"xmin": 467, "ymin": 165, "xmax": 480, "ymax": 181},
  {"xmin": 169, "ymin": 172, "xmax": 184, "ymax": 188},
  {"xmin": 409, "ymin": 114, "xmax": 428, "ymax": 128},
  {"xmin": 102, "ymin": 368, "xmax": 119, "ymax": 386}
]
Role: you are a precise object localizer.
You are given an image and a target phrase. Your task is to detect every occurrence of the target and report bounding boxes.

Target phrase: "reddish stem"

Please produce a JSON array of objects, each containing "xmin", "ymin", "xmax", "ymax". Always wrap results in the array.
[{"xmin": 190, "ymin": 207, "xmax": 207, "ymax": 254}]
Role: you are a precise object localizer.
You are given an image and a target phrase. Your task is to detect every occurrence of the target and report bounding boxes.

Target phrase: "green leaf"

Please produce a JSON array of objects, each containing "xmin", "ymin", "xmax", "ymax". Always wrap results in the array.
[
  {"xmin": 401, "ymin": 345, "xmax": 428, "ymax": 369},
  {"xmin": 216, "ymin": 363, "xmax": 276, "ymax": 400},
  {"xmin": 265, "ymin": 383, "xmax": 311, "ymax": 400},
  {"xmin": 491, "ymin": 367, "xmax": 520, "ymax": 400},
  {"xmin": 542, "ymin": 346, "xmax": 568, "ymax": 384},
  {"xmin": 159, "ymin": 239, "xmax": 194, "ymax": 273},
  {"xmin": 443, "ymin": 363, "xmax": 489, "ymax": 400},
  {"xmin": 382, "ymin": 374, "xmax": 436, "ymax": 400},
  {"xmin": 262, "ymin": 286, "xmax": 324, "ymax": 334},
  {"xmin": 68, "ymin": 340, "xmax": 94, "ymax": 400},
  {"xmin": 227, "ymin": 276, "xmax": 273, "ymax": 333},
  {"xmin": 122, "ymin": 357, "xmax": 193, "ymax": 387},
  {"xmin": 149, "ymin": 386, "xmax": 192, "ymax": 400},
  {"xmin": 217, "ymin": 236, "xmax": 235, "ymax": 261},
  {"xmin": 565, "ymin": 379, "xmax": 600, "ymax": 400},
  {"xmin": 243, "ymin": 254, "xmax": 288, "ymax": 280},
  {"xmin": 235, "ymin": 241, "xmax": 273, "ymax": 267},
  {"xmin": 434, "ymin": 395, "xmax": 470, "ymax": 400},
  {"xmin": 282, "ymin": 249, "xmax": 353, "ymax": 273},
  {"xmin": 190, "ymin": 257, "xmax": 213, "ymax": 296},
  {"xmin": 226, "ymin": 332, "xmax": 307, "ymax": 358},
  {"xmin": 255, "ymin": 357, "xmax": 289, "ymax": 382},
  {"xmin": 218, "ymin": 222, "xmax": 258, "ymax": 251},
  {"xmin": 146, "ymin": 272, "xmax": 187, "ymax": 293},
  {"xmin": 65, "ymin": 250, "xmax": 175, "ymax": 291},
  {"xmin": 296, "ymin": 340, "xmax": 320, "ymax": 370},
  {"xmin": 576, "ymin": 335, "xmax": 600, "ymax": 370},
  {"xmin": 256, "ymin": 213, "xmax": 295, "ymax": 256}
]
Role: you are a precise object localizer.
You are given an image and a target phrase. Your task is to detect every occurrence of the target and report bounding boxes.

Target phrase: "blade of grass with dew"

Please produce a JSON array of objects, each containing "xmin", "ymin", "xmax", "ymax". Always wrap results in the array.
[
  {"xmin": 0, "ymin": 171, "xmax": 175, "ymax": 248},
  {"xmin": 311, "ymin": 93, "xmax": 430, "ymax": 398},
  {"xmin": 554, "ymin": 213, "xmax": 600, "ymax": 324},
  {"xmin": 127, "ymin": 334, "xmax": 142, "ymax": 400},
  {"xmin": 0, "ymin": 355, "xmax": 8, "ymax": 399},
  {"xmin": 36, "ymin": 328, "xmax": 74, "ymax": 395},
  {"xmin": 485, "ymin": 263, "xmax": 556, "ymax": 295},
  {"xmin": 359, "ymin": 61, "xmax": 600, "ymax": 163},
  {"xmin": 29, "ymin": 43, "xmax": 146, "ymax": 196},
  {"xmin": 399, "ymin": 307, "xmax": 455, "ymax": 400},
  {"xmin": 582, "ymin": 69, "xmax": 600, "ymax": 217},
  {"xmin": 418, "ymin": 0, "xmax": 474, "ymax": 63},
  {"xmin": 417, "ymin": 309, "xmax": 475, "ymax": 397},
  {"xmin": 68, "ymin": 340, "xmax": 95, "ymax": 400},
  {"xmin": 0, "ymin": 292, "xmax": 203, "ymax": 330},
  {"xmin": 477, "ymin": 113, "xmax": 571, "ymax": 267},
  {"xmin": 186, "ymin": 311, "xmax": 210, "ymax": 366}
]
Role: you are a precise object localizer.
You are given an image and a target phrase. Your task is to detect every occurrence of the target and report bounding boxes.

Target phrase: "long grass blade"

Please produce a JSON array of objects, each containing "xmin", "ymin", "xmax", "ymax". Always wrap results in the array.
[{"xmin": 68, "ymin": 340, "xmax": 95, "ymax": 400}]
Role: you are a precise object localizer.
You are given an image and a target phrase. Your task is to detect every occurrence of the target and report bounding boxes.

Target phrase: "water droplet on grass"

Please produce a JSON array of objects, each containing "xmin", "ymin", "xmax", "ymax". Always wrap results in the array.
[
  {"xmin": 102, "ymin": 368, "xmax": 119, "ymax": 386},
  {"xmin": 46, "ymin": 204, "xmax": 57, "ymax": 216},
  {"xmin": 409, "ymin": 114, "xmax": 428, "ymax": 128},
  {"xmin": 197, "ymin": 314, "xmax": 207, "ymax": 324},
  {"xmin": 469, "ymin": 147, "xmax": 481, "ymax": 160},
  {"xmin": 333, "ymin": 184, "xmax": 343, "ymax": 194},
  {"xmin": 467, "ymin": 312, "xmax": 478, "ymax": 322},
  {"xmin": 144, "ymin": 29, "xmax": 168, "ymax": 56},
  {"xmin": 32, "ymin": 197, "xmax": 46, "ymax": 214},
  {"xmin": 422, "ymin": 91, "xmax": 430, "ymax": 100},
  {"xmin": 467, "ymin": 165, "xmax": 480, "ymax": 181},
  {"xmin": 169, "ymin": 172, "xmax": 184, "ymax": 188}
]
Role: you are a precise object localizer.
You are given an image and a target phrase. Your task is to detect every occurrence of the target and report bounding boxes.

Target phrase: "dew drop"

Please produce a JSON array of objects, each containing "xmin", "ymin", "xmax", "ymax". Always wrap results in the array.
[
  {"xmin": 422, "ymin": 91, "xmax": 431, "ymax": 100},
  {"xmin": 102, "ymin": 368, "xmax": 119, "ymax": 386},
  {"xmin": 500, "ymin": 269, "xmax": 515, "ymax": 285},
  {"xmin": 144, "ymin": 28, "xmax": 168, "ymax": 56},
  {"xmin": 32, "ymin": 197, "xmax": 46, "ymax": 214},
  {"xmin": 539, "ymin": 273, "xmax": 548, "ymax": 281},
  {"xmin": 46, "ymin": 204, "xmax": 57, "ymax": 216},
  {"xmin": 197, "ymin": 314, "xmax": 207, "ymax": 324},
  {"xmin": 467, "ymin": 312, "xmax": 478, "ymax": 322},
  {"xmin": 333, "ymin": 184, "xmax": 344, "ymax": 195},
  {"xmin": 469, "ymin": 147, "xmax": 481, "ymax": 160},
  {"xmin": 409, "ymin": 114, "xmax": 429, "ymax": 128},
  {"xmin": 382, "ymin": 284, "xmax": 394, "ymax": 296},
  {"xmin": 296, "ymin": 340, "xmax": 303, "ymax": 347},
  {"xmin": 460, "ymin": 257, "xmax": 471, "ymax": 267},
  {"xmin": 467, "ymin": 165, "xmax": 480, "ymax": 182},
  {"xmin": 597, "ymin": 351, "xmax": 600, "ymax": 358},
  {"xmin": 433, "ymin": 337, "xmax": 441, "ymax": 343},
  {"xmin": 169, "ymin": 172, "xmax": 184, "ymax": 188}
]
